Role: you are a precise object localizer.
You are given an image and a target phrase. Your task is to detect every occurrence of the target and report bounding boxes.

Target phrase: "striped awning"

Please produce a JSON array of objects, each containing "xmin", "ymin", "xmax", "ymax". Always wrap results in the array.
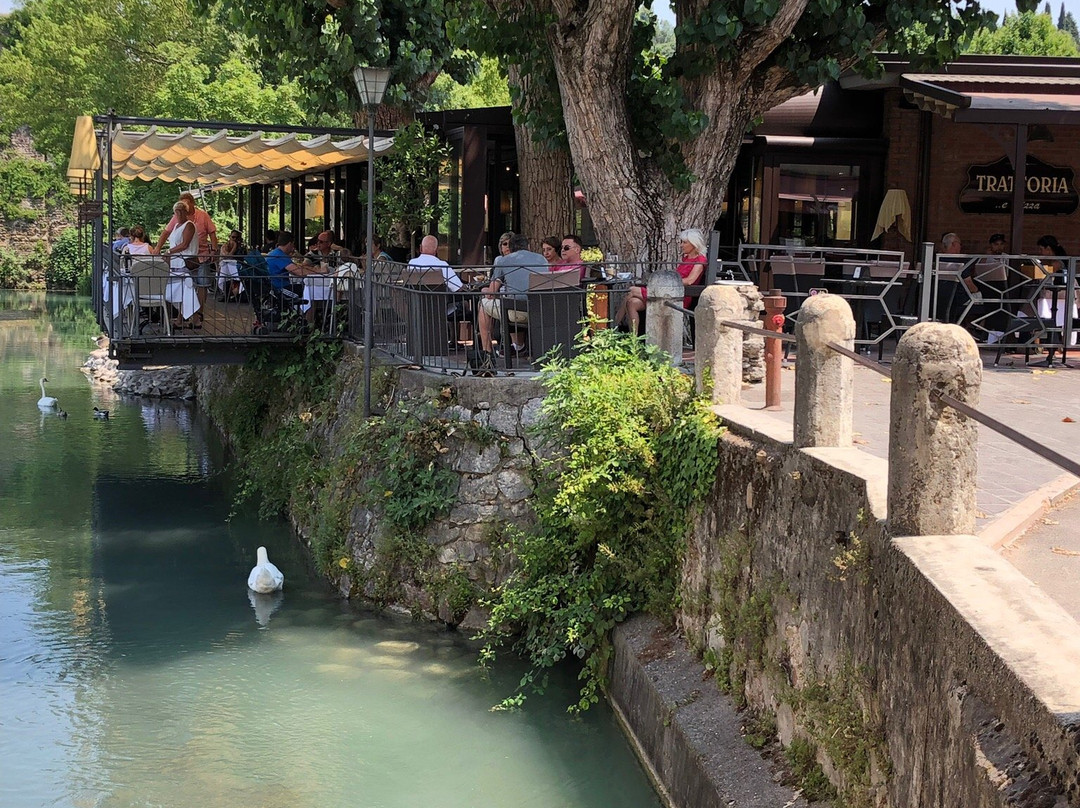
[{"xmin": 67, "ymin": 115, "xmax": 393, "ymax": 194}]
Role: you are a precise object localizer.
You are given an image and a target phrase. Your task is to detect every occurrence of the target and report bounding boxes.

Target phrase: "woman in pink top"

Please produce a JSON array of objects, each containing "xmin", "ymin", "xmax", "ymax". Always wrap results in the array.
[{"xmin": 616, "ymin": 229, "xmax": 707, "ymax": 334}]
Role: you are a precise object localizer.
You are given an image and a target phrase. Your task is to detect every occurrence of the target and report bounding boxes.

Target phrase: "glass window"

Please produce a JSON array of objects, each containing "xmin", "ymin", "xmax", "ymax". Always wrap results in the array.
[{"xmin": 777, "ymin": 163, "xmax": 860, "ymax": 247}]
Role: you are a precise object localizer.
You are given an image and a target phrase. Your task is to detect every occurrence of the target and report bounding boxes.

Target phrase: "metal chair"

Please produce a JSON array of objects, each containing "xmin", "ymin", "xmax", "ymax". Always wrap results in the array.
[{"xmin": 126, "ymin": 256, "xmax": 172, "ymax": 336}]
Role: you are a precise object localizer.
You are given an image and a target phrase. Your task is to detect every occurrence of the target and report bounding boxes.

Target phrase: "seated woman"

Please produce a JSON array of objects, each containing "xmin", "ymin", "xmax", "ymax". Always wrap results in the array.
[
  {"xmin": 217, "ymin": 229, "xmax": 246, "ymax": 301},
  {"xmin": 1035, "ymin": 234, "xmax": 1076, "ymax": 345},
  {"xmin": 616, "ymin": 228, "xmax": 707, "ymax": 334},
  {"xmin": 162, "ymin": 201, "xmax": 202, "ymax": 329},
  {"xmin": 123, "ymin": 226, "xmax": 152, "ymax": 255},
  {"xmin": 541, "ymin": 236, "xmax": 561, "ymax": 267}
]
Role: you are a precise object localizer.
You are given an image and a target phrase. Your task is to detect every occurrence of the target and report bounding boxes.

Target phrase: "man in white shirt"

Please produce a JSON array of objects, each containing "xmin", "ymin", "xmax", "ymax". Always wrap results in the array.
[{"xmin": 407, "ymin": 235, "xmax": 462, "ymax": 291}]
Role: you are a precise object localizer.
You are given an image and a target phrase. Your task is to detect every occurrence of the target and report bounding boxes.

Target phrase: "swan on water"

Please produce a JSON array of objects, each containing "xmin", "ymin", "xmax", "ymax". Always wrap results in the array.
[
  {"xmin": 93, "ymin": 407, "xmax": 110, "ymax": 420},
  {"xmin": 247, "ymin": 546, "xmax": 284, "ymax": 594},
  {"xmin": 37, "ymin": 377, "xmax": 58, "ymax": 409}
]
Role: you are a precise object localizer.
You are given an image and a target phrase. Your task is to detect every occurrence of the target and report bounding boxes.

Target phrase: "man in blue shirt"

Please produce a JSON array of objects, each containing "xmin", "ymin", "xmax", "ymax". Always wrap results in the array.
[
  {"xmin": 265, "ymin": 230, "xmax": 323, "ymax": 290},
  {"xmin": 111, "ymin": 228, "xmax": 130, "ymax": 252}
]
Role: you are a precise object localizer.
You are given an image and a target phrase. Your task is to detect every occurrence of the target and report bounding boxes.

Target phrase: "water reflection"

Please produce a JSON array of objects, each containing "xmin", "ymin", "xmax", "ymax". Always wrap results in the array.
[{"xmin": 0, "ymin": 293, "xmax": 661, "ymax": 808}]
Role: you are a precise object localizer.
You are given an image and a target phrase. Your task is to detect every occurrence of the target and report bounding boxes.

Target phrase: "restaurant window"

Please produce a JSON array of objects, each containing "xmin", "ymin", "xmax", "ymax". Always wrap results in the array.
[
  {"xmin": 777, "ymin": 163, "xmax": 860, "ymax": 247},
  {"xmin": 438, "ymin": 136, "xmax": 462, "ymax": 263}
]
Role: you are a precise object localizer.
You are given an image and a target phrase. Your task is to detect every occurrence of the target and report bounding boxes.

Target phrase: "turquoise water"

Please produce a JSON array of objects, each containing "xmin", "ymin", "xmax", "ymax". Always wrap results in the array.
[{"xmin": 0, "ymin": 293, "xmax": 661, "ymax": 808}]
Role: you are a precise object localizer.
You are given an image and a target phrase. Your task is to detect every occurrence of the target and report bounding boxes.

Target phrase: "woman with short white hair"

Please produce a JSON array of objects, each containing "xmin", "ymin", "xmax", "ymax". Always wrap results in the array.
[
  {"xmin": 163, "ymin": 201, "xmax": 202, "ymax": 328},
  {"xmin": 616, "ymin": 228, "xmax": 707, "ymax": 334}
]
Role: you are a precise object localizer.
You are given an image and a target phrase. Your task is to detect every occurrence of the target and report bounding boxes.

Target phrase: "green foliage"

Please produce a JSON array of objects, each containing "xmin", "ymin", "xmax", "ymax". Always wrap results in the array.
[
  {"xmin": 373, "ymin": 121, "xmax": 451, "ymax": 250},
  {"xmin": 0, "ymin": 246, "xmax": 35, "ymax": 288},
  {"xmin": 795, "ymin": 664, "xmax": 890, "ymax": 806},
  {"xmin": 46, "ymin": 227, "xmax": 90, "ymax": 291},
  {"xmin": 1059, "ymin": 6, "xmax": 1080, "ymax": 46},
  {"xmin": 207, "ymin": 0, "xmax": 471, "ymax": 116},
  {"xmin": 967, "ymin": 10, "xmax": 1080, "ymax": 55},
  {"xmin": 480, "ymin": 329, "xmax": 722, "ymax": 711},
  {"xmin": 0, "ymin": 154, "xmax": 69, "ymax": 222},
  {"xmin": 0, "ymin": 0, "xmax": 317, "ymax": 166},
  {"xmin": 429, "ymin": 55, "xmax": 510, "ymax": 111},
  {"xmin": 784, "ymin": 737, "xmax": 837, "ymax": 802}
]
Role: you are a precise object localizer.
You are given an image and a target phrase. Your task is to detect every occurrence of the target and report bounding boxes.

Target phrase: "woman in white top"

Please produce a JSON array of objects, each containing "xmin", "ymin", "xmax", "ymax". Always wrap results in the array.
[{"xmin": 164, "ymin": 202, "xmax": 201, "ymax": 328}]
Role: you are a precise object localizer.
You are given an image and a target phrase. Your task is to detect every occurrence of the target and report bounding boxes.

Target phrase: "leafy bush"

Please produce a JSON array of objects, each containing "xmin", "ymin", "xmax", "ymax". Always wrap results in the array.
[
  {"xmin": 47, "ymin": 227, "xmax": 90, "ymax": 290},
  {"xmin": 0, "ymin": 156, "xmax": 68, "ymax": 223},
  {"xmin": 480, "ymin": 329, "xmax": 722, "ymax": 711},
  {"xmin": 0, "ymin": 246, "xmax": 34, "ymax": 288}
]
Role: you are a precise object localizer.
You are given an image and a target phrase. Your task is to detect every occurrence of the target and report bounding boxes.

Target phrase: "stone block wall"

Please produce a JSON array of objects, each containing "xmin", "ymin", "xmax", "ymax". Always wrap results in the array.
[
  {"xmin": 195, "ymin": 355, "xmax": 545, "ymax": 628},
  {"xmin": 332, "ymin": 370, "xmax": 545, "ymax": 626}
]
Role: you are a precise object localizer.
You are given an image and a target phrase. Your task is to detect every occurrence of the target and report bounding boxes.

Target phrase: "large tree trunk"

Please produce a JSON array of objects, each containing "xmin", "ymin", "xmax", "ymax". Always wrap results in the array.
[
  {"xmin": 507, "ymin": 65, "xmax": 575, "ymax": 245},
  {"xmin": 545, "ymin": 0, "xmax": 805, "ymax": 262}
]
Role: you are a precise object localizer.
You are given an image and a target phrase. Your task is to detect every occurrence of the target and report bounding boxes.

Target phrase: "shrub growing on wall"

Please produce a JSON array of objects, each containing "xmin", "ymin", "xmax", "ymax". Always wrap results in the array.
[
  {"xmin": 46, "ymin": 227, "xmax": 89, "ymax": 291},
  {"xmin": 480, "ymin": 329, "xmax": 723, "ymax": 711}
]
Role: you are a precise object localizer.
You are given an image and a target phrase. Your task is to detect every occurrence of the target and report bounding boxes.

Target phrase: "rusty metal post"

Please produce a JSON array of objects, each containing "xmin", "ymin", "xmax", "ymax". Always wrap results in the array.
[{"xmin": 762, "ymin": 289, "xmax": 787, "ymax": 410}]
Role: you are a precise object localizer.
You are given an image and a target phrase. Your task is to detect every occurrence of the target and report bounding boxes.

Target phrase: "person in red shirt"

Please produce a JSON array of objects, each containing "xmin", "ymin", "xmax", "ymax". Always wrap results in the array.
[
  {"xmin": 616, "ymin": 229, "xmax": 706, "ymax": 334},
  {"xmin": 155, "ymin": 192, "xmax": 218, "ymax": 311}
]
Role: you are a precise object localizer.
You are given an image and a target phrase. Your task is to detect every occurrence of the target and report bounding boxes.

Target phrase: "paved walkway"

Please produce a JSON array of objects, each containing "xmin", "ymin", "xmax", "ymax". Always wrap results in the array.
[
  {"xmin": 1003, "ymin": 491, "xmax": 1080, "ymax": 622},
  {"xmin": 734, "ymin": 348, "xmax": 1080, "ymax": 617}
]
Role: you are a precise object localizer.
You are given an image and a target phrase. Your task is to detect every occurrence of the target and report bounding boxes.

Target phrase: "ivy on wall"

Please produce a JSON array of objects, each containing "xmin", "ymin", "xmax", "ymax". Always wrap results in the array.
[{"xmin": 480, "ymin": 329, "xmax": 723, "ymax": 711}]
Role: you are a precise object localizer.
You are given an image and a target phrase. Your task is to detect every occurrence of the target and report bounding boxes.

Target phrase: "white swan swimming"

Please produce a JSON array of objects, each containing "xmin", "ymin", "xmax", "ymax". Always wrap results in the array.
[
  {"xmin": 37, "ymin": 377, "xmax": 58, "ymax": 409},
  {"xmin": 247, "ymin": 546, "xmax": 284, "ymax": 594}
]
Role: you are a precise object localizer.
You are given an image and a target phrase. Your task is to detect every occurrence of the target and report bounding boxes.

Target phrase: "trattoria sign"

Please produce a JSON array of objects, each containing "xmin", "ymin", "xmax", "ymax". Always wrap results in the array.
[{"xmin": 959, "ymin": 155, "xmax": 1078, "ymax": 215}]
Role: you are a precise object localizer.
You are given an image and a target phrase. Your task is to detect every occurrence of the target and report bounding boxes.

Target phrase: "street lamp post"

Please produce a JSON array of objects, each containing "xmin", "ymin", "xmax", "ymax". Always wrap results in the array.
[{"xmin": 352, "ymin": 65, "xmax": 391, "ymax": 418}]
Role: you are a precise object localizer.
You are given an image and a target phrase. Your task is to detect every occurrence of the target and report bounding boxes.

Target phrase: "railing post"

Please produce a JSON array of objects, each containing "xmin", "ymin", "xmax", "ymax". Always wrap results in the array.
[
  {"xmin": 794, "ymin": 294, "xmax": 855, "ymax": 448},
  {"xmin": 761, "ymin": 289, "xmax": 786, "ymax": 410},
  {"xmin": 888, "ymin": 323, "xmax": 981, "ymax": 536},
  {"xmin": 919, "ymin": 241, "xmax": 935, "ymax": 322},
  {"xmin": 645, "ymin": 269, "xmax": 684, "ymax": 365},
  {"xmin": 695, "ymin": 285, "xmax": 745, "ymax": 405}
]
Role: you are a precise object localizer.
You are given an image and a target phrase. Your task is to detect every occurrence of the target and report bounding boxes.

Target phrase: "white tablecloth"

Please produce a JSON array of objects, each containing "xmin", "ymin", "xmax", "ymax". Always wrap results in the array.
[
  {"xmin": 102, "ymin": 272, "xmax": 134, "ymax": 319},
  {"xmin": 301, "ymin": 274, "xmax": 335, "ymax": 313},
  {"xmin": 166, "ymin": 258, "xmax": 201, "ymax": 320},
  {"xmin": 218, "ymin": 259, "xmax": 245, "ymax": 294},
  {"xmin": 1037, "ymin": 292, "xmax": 1078, "ymax": 345}
]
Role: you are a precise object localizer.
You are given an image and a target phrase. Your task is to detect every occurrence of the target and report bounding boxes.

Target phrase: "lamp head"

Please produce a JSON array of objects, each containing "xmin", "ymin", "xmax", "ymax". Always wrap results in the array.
[{"xmin": 352, "ymin": 65, "xmax": 391, "ymax": 107}]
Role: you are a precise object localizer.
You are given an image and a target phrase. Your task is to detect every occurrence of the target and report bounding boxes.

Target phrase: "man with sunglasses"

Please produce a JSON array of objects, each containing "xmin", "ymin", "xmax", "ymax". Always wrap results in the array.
[
  {"xmin": 559, "ymin": 234, "xmax": 587, "ymax": 282},
  {"xmin": 305, "ymin": 230, "xmax": 352, "ymax": 267}
]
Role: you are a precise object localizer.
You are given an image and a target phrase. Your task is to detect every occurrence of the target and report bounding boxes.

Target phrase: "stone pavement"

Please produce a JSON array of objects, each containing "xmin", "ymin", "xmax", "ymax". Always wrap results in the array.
[
  {"xmin": 1003, "ymin": 490, "xmax": 1080, "ymax": 623},
  {"xmin": 734, "ymin": 348, "xmax": 1080, "ymax": 615}
]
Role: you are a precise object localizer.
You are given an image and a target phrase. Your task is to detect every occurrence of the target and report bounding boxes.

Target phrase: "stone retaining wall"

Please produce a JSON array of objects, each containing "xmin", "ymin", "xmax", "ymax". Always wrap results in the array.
[{"xmin": 194, "ymin": 352, "xmax": 544, "ymax": 628}]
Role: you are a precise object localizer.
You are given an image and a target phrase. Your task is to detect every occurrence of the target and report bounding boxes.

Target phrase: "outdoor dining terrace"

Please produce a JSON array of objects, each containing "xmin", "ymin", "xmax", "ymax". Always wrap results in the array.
[{"xmin": 94, "ymin": 243, "xmax": 1076, "ymax": 373}]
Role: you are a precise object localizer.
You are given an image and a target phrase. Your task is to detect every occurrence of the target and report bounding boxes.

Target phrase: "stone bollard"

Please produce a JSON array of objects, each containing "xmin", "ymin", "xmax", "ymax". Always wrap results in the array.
[
  {"xmin": 888, "ymin": 323, "xmax": 981, "ymax": 537},
  {"xmin": 695, "ymin": 284, "xmax": 746, "ymax": 405},
  {"xmin": 645, "ymin": 269, "xmax": 685, "ymax": 365},
  {"xmin": 794, "ymin": 294, "xmax": 856, "ymax": 448}
]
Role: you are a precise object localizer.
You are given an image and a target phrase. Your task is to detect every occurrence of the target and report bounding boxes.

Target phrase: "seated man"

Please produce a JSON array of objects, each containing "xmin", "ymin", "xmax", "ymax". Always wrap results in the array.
[
  {"xmin": 478, "ymin": 233, "xmax": 547, "ymax": 357},
  {"xmin": 558, "ymin": 234, "xmax": 588, "ymax": 282},
  {"xmin": 265, "ymin": 231, "xmax": 328, "ymax": 321},
  {"xmin": 408, "ymin": 234, "xmax": 462, "ymax": 291},
  {"xmin": 306, "ymin": 230, "xmax": 353, "ymax": 267},
  {"xmin": 409, "ymin": 235, "xmax": 466, "ymax": 345}
]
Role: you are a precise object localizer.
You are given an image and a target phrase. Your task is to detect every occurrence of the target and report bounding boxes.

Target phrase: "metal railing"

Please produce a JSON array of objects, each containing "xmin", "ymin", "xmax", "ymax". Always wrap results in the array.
[
  {"xmin": 370, "ymin": 265, "xmax": 630, "ymax": 374},
  {"xmin": 98, "ymin": 251, "xmax": 361, "ymax": 345},
  {"xmin": 703, "ymin": 312, "xmax": 1080, "ymax": 480},
  {"xmin": 735, "ymin": 243, "xmax": 1077, "ymax": 362},
  {"xmin": 930, "ymin": 253, "xmax": 1076, "ymax": 361}
]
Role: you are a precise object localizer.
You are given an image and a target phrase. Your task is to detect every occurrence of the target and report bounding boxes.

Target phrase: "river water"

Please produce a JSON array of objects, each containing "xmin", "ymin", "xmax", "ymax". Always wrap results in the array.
[{"xmin": 0, "ymin": 293, "xmax": 661, "ymax": 808}]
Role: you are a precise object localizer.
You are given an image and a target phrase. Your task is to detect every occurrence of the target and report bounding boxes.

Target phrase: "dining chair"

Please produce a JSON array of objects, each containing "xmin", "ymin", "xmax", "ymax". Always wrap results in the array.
[{"xmin": 126, "ymin": 256, "xmax": 172, "ymax": 336}]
